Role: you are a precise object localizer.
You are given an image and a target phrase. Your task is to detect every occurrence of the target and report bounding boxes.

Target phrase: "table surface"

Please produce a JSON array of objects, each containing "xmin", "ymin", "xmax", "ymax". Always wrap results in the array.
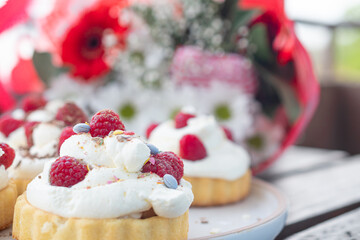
[
  {"xmin": 260, "ymin": 146, "xmax": 360, "ymax": 240},
  {"xmin": 1, "ymin": 146, "xmax": 359, "ymax": 240}
]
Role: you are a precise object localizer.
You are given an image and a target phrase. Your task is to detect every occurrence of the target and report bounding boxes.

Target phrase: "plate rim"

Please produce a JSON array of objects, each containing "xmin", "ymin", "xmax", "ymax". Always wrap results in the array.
[{"xmin": 189, "ymin": 178, "xmax": 287, "ymax": 240}]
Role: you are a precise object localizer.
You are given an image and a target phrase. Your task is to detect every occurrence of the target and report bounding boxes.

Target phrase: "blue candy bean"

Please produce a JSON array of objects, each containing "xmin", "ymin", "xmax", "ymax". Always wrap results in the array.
[
  {"xmin": 163, "ymin": 174, "xmax": 178, "ymax": 189},
  {"xmin": 147, "ymin": 143, "xmax": 160, "ymax": 155},
  {"xmin": 73, "ymin": 123, "xmax": 91, "ymax": 133}
]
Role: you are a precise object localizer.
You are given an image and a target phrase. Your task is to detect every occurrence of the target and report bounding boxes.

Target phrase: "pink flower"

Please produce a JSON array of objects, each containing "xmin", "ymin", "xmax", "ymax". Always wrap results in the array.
[{"xmin": 171, "ymin": 46, "xmax": 258, "ymax": 94}]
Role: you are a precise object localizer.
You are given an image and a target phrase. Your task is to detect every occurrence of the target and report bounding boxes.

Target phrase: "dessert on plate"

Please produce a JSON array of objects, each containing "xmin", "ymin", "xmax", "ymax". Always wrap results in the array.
[
  {"xmin": 0, "ymin": 94, "xmax": 88, "ymax": 194},
  {"xmin": 148, "ymin": 108, "xmax": 251, "ymax": 206},
  {"xmin": 0, "ymin": 143, "xmax": 17, "ymax": 230},
  {"xmin": 13, "ymin": 110, "xmax": 193, "ymax": 240}
]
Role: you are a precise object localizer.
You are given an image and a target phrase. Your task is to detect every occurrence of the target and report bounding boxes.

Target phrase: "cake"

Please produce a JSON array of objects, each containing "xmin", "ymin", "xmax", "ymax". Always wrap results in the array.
[
  {"xmin": 13, "ymin": 110, "xmax": 193, "ymax": 240},
  {"xmin": 0, "ymin": 95, "xmax": 88, "ymax": 194},
  {"xmin": 148, "ymin": 108, "xmax": 251, "ymax": 206},
  {"xmin": 0, "ymin": 143, "xmax": 18, "ymax": 230}
]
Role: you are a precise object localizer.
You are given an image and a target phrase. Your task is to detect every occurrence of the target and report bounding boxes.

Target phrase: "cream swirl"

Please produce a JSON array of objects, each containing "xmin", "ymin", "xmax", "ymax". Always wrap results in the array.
[
  {"xmin": 7, "ymin": 122, "xmax": 62, "ymax": 180},
  {"xmin": 27, "ymin": 133, "xmax": 193, "ymax": 219},
  {"xmin": 26, "ymin": 99, "xmax": 65, "ymax": 122},
  {"xmin": 149, "ymin": 114, "xmax": 250, "ymax": 180},
  {"xmin": 7, "ymin": 127, "xmax": 27, "ymax": 149},
  {"xmin": 8, "ymin": 154, "xmax": 55, "ymax": 180},
  {"xmin": 0, "ymin": 149, "xmax": 9, "ymax": 190},
  {"xmin": 30, "ymin": 123, "xmax": 62, "ymax": 158}
]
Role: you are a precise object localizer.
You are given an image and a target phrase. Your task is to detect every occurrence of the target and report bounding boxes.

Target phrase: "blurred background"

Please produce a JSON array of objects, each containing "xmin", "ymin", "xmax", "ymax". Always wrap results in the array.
[{"xmin": 287, "ymin": 0, "xmax": 360, "ymax": 154}]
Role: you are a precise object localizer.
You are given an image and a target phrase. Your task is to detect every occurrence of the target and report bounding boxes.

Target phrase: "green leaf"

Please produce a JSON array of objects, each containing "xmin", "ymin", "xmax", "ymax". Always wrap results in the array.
[
  {"xmin": 255, "ymin": 75, "xmax": 282, "ymax": 118},
  {"xmin": 248, "ymin": 23, "xmax": 295, "ymax": 80},
  {"xmin": 256, "ymin": 64, "xmax": 300, "ymax": 123},
  {"xmin": 32, "ymin": 52, "xmax": 68, "ymax": 85},
  {"xmin": 220, "ymin": 0, "xmax": 256, "ymax": 52},
  {"xmin": 248, "ymin": 23, "xmax": 276, "ymax": 66}
]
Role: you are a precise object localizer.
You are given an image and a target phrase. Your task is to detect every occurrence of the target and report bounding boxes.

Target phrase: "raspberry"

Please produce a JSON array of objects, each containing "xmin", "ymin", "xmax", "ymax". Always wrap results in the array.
[
  {"xmin": 145, "ymin": 123, "xmax": 159, "ymax": 138},
  {"xmin": 55, "ymin": 102, "xmax": 88, "ymax": 126},
  {"xmin": 0, "ymin": 116, "xmax": 24, "ymax": 137},
  {"xmin": 21, "ymin": 94, "xmax": 47, "ymax": 113},
  {"xmin": 174, "ymin": 112, "xmax": 195, "ymax": 129},
  {"xmin": 58, "ymin": 127, "xmax": 76, "ymax": 153},
  {"xmin": 222, "ymin": 126, "xmax": 234, "ymax": 141},
  {"xmin": 179, "ymin": 134, "xmax": 207, "ymax": 161},
  {"xmin": 0, "ymin": 143, "xmax": 15, "ymax": 169},
  {"xmin": 24, "ymin": 121, "xmax": 40, "ymax": 147},
  {"xmin": 49, "ymin": 156, "xmax": 89, "ymax": 187},
  {"xmin": 142, "ymin": 152, "xmax": 183, "ymax": 184},
  {"xmin": 90, "ymin": 110, "xmax": 125, "ymax": 138}
]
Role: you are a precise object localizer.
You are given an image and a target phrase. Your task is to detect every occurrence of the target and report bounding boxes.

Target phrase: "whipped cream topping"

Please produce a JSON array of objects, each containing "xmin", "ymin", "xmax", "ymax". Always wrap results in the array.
[
  {"xmin": 8, "ymin": 155, "xmax": 55, "ymax": 180},
  {"xmin": 149, "ymin": 115, "xmax": 250, "ymax": 180},
  {"xmin": 12, "ymin": 109, "xmax": 25, "ymax": 120},
  {"xmin": 0, "ymin": 149, "xmax": 9, "ymax": 190},
  {"xmin": 27, "ymin": 110, "xmax": 54, "ymax": 122},
  {"xmin": 7, "ymin": 122, "xmax": 62, "ymax": 180},
  {"xmin": 27, "ymin": 133, "xmax": 193, "ymax": 219},
  {"xmin": 0, "ymin": 133, "xmax": 6, "ymax": 143},
  {"xmin": 45, "ymin": 99, "xmax": 65, "ymax": 114},
  {"xmin": 5, "ymin": 100, "xmax": 81, "ymax": 181},
  {"xmin": 7, "ymin": 127, "xmax": 27, "ymax": 149},
  {"xmin": 30, "ymin": 123, "xmax": 62, "ymax": 158},
  {"xmin": 26, "ymin": 99, "xmax": 65, "ymax": 123}
]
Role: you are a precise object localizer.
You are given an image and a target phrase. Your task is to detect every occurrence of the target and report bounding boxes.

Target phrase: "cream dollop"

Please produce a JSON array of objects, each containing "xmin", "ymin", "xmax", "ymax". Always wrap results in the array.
[
  {"xmin": 29, "ymin": 123, "xmax": 62, "ymax": 158},
  {"xmin": 5, "ymin": 100, "xmax": 80, "ymax": 181},
  {"xmin": 7, "ymin": 127, "xmax": 27, "ymax": 149},
  {"xmin": 45, "ymin": 100, "xmax": 65, "ymax": 114},
  {"xmin": 0, "ymin": 149, "xmax": 9, "ymax": 190},
  {"xmin": 0, "ymin": 133, "xmax": 6, "ymax": 143},
  {"xmin": 149, "ymin": 114, "xmax": 250, "ymax": 180},
  {"xmin": 8, "ymin": 154, "xmax": 55, "ymax": 180},
  {"xmin": 105, "ymin": 136, "xmax": 150, "ymax": 172},
  {"xmin": 27, "ymin": 133, "xmax": 193, "ymax": 219},
  {"xmin": 26, "ymin": 100, "xmax": 65, "ymax": 122},
  {"xmin": 27, "ymin": 110, "xmax": 55, "ymax": 122},
  {"xmin": 7, "ymin": 123, "xmax": 62, "ymax": 180}
]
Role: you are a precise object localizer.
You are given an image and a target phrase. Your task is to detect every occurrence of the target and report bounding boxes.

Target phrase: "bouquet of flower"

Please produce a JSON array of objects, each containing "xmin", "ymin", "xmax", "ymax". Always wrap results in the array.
[{"xmin": 0, "ymin": 0, "xmax": 319, "ymax": 174}]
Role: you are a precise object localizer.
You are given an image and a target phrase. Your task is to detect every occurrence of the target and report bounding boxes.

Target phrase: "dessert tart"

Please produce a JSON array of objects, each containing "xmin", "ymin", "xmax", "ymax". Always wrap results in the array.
[
  {"xmin": 148, "ymin": 108, "xmax": 251, "ymax": 206},
  {"xmin": 0, "ymin": 95, "xmax": 88, "ymax": 194},
  {"xmin": 0, "ymin": 143, "xmax": 18, "ymax": 230},
  {"xmin": 13, "ymin": 110, "xmax": 193, "ymax": 240}
]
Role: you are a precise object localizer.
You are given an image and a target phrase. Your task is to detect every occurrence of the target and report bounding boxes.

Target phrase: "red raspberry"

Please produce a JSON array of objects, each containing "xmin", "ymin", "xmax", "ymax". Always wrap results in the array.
[
  {"xmin": 222, "ymin": 126, "xmax": 234, "ymax": 141},
  {"xmin": 142, "ymin": 152, "xmax": 183, "ymax": 184},
  {"xmin": 58, "ymin": 127, "xmax": 76, "ymax": 153},
  {"xmin": 145, "ymin": 123, "xmax": 159, "ymax": 138},
  {"xmin": 0, "ymin": 143, "xmax": 15, "ymax": 169},
  {"xmin": 21, "ymin": 94, "xmax": 47, "ymax": 113},
  {"xmin": 0, "ymin": 116, "xmax": 24, "ymax": 137},
  {"xmin": 90, "ymin": 110, "xmax": 125, "ymax": 138},
  {"xmin": 179, "ymin": 134, "xmax": 207, "ymax": 161},
  {"xmin": 49, "ymin": 156, "xmax": 89, "ymax": 187},
  {"xmin": 174, "ymin": 112, "xmax": 195, "ymax": 129},
  {"xmin": 55, "ymin": 103, "xmax": 88, "ymax": 126},
  {"xmin": 24, "ymin": 121, "xmax": 40, "ymax": 147}
]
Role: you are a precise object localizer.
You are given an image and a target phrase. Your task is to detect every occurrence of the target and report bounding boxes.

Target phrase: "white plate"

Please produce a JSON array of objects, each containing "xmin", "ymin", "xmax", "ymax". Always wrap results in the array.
[
  {"xmin": 189, "ymin": 178, "xmax": 287, "ymax": 240},
  {"xmin": 0, "ymin": 179, "xmax": 287, "ymax": 240}
]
